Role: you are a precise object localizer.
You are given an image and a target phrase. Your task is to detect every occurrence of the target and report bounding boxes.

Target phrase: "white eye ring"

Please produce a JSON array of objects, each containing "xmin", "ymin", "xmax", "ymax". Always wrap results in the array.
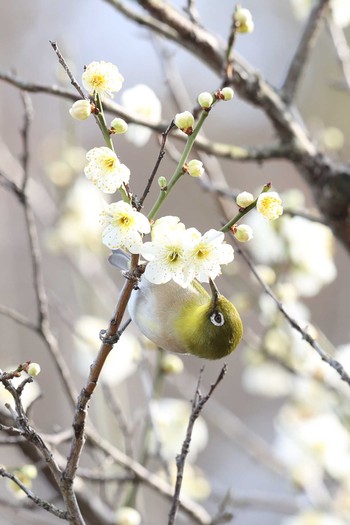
[{"xmin": 210, "ymin": 311, "xmax": 224, "ymax": 327}]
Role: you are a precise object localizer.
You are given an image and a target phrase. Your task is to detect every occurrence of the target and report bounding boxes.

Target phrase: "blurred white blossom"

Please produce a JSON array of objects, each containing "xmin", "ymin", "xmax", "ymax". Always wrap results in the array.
[
  {"xmin": 149, "ymin": 398, "xmax": 208, "ymax": 462},
  {"xmin": 48, "ymin": 179, "xmax": 103, "ymax": 254},
  {"xmin": 74, "ymin": 316, "xmax": 141, "ymax": 385},
  {"xmin": 282, "ymin": 511, "xmax": 347, "ymax": 525},
  {"xmin": 290, "ymin": 0, "xmax": 350, "ymax": 28},
  {"xmin": 121, "ymin": 84, "xmax": 161, "ymax": 146}
]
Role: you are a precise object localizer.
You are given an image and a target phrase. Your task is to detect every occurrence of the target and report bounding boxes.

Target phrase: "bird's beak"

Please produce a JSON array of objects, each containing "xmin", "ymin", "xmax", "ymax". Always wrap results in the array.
[{"xmin": 209, "ymin": 278, "xmax": 220, "ymax": 306}]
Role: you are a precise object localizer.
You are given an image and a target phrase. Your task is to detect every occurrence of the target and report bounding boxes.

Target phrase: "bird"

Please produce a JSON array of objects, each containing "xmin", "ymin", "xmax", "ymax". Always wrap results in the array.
[{"xmin": 109, "ymin": 250, "xmax": 243, "ymax": 359}]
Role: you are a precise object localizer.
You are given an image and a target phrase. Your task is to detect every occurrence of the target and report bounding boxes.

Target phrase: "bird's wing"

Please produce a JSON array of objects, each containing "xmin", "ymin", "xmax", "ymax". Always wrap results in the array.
[{"xmin": 108, "ymin": 249, "xmax": 130, "ymax": 271}]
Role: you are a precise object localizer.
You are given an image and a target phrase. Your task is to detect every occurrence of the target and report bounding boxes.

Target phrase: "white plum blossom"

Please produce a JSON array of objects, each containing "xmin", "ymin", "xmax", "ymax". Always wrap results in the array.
[
  {"xmin": 84, "ymin": 147, "xmax": 130, "ymax": 194},
  {"xmin": 141, "ymin": 219, "xmax": 234, "ymax": 287},
  {"xmin": 100, "ymin": 201, "xmax": 150, "ymax": 253},
  {"xmin": 141, "ymin": 223, "xmax": 190, "ymax": 287},
  {"xmin": 82, "ymin": 61, "xmax": 124, "ymax": 98},
  {"xmin": 184, "ymin": 228, "xmax": 234, "ymax": 283},
  {"xmin": 121, "ymin": 84, "xmax": 161, "ymax": 146},
  {"xmin": 256, "ymin": 191, "xmax": 283, "ymax": 220}
]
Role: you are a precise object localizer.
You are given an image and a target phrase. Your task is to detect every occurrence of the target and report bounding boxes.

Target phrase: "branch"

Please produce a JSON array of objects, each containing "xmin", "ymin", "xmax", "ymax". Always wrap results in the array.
[
  {"xmin": 168, "ymin": 365, "xmax": 227, "ymax": 525},
  {"xmin": 234, "ymin": 240, "xmax": 350, "ymax": 387},
  {"xmin": 282, "ymin": 0, "xmax": 331, "ymax": 103},
  {"xmin": 0, "ymin": 467, "xmax": 68, "ymax": 519},
  {"xmin": 0, "ymin": 304, "xmax": 38, "ymax": 331},
  {"xmin": 61, "ymin": 269, "xmax": 140, "ymax": 524},
  {"xmin": 86, "ymin": 427, "xmax": 213, "ymax": 525},
  {"xmin": 327, "ymin": 18, "xmax": 350, "ymax": 90},
  {"xmin": 50, "ymin": 41, "xmax": 86, "ymax": 99}
]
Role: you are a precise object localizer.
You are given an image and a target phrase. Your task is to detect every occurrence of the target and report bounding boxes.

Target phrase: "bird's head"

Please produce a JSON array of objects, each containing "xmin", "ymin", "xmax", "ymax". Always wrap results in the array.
[{"xmin": 175, "ymin": 279, "xmax": 243, "ymax": 359}]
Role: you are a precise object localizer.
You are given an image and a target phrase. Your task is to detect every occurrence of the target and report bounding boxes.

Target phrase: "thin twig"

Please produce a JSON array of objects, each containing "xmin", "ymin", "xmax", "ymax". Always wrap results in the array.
[
  {"xmin": 282, "ymin": 0, "xmax": 331, "ymax": 103},
  {"xmin": 101, "ymin": 383, "xmax": 134, "ymax": 458},
  {"xmin": 0, "ymin": 467, "xmax": 68, "ymax": 520},
  {"xmin": 49, "ymin": 41, "xmax": 86, "ymax": 99},
  {"xmin": 0, "ymin": 70, "xmax": 301, "ymax": 164},
  {"xmin": 86, "ymin": 427, "xmax": 213, "ymax": 525},
  {"xmin": 168, "ymin": 365, "xmax": 227, "ymax": 525},
  {"xmin": 61, "ymin": 273, "xmax": 139, "ymax": 524},
  {"xmin": 234, "ymin": 240, "xmax": 350, "ymax": 387},
  {"xmin": 0, "ymin": 304, "xmax": 38, "ymax": 331},
  {"xmin": 20, "ymin": 92, "xmax": 33, "ymax": 192},
  {"xmin": 327, "ymin": 18, "xmax": 350, "ymax": 90},
  {"xmin": 138, "ymin": 120, "xmax": 175, "ymax": 208},
  {"xmin": 184, "ymin": 0, "xmax": 201, "ymax": 25}
]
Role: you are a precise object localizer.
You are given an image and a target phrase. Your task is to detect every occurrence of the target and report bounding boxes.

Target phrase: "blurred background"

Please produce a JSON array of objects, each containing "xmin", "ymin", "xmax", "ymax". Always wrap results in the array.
[{"xmin": 0, "ymin": 1, "xmax": 350, "ymax": 524}]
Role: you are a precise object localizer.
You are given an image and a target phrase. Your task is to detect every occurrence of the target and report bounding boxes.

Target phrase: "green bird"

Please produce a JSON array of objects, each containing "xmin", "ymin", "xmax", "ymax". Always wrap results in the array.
[{"xmin": 109, "ymin": 251, "xmax": 243, "ymax": 359}]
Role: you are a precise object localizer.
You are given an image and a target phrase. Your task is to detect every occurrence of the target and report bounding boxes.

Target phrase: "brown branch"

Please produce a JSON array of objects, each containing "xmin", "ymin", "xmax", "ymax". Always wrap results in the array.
[
  {"xmin": 0, "ymin": 304, "xmax": 38, "ymax": 331},
  {"xmin": 50, "ymin": 41, "xmax": 86, "ymax": 99},
  {"xmin": 234, "ymin": 240, "xmax": 350, "ymax": 387},
  {"xmin": 138, "ymin": 120, "xmax": 175, "ymax": 207},
  {"xmin": 168, "ymin": 365, "xmax": 227, "ymax": 525},
  {"xmin": 327, "ymin": 18, "xmax": 350, "ymax": 90},
  {"xmin": 0, "ymin": 467, "xmax": 68, "ymax": 520},
  {"xmin": 282, "ymin": 0, "xmax": 331, "ymax": 104},
  {"xmin": 61, "ymin": 266, "xmax": 139, "ymax": 524},
  {"xmin": 86, "ymin": 427, "xmax": 213, "ymax": 525}
]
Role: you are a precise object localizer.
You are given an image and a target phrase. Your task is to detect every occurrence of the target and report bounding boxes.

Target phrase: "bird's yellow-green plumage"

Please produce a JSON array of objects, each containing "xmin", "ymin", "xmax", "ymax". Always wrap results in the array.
[{"xmin": 109, "ymin": 250, "xmax": 243, "ymax": 359}]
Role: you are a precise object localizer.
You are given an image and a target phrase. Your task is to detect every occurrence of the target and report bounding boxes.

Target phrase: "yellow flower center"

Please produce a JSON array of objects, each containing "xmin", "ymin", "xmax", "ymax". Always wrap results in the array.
[
  {"xmin": 196, "ymin": 247, "xmax": 209, "ymax": 259},
  {"xmin": 103, "ymin": 157, "xmax": 116, "ymax": 170},
  {"xmin": 90, "ymin": 73, "xmax": 106, "ymax": 89}
]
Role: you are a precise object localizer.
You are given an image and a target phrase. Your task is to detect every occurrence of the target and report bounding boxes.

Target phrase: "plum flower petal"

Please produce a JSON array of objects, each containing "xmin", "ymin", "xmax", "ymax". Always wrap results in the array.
[
  {"xmin": 184, "ymin": 228, "xmax": 234, "ymax": 283},
  {"xmin": 84, "ymin": 147, "xmax": 130, "ymax": 194},
  {"xmin": 256, "ymin": 191, "xmax": 283, "ymax": 220},
  {"xmin": 82, "ymin": 61, "xmax": 124, "ymax": 98},
  {"xmin": 100, "ymin": 201, "xmax": 150, "ymax": 253}
]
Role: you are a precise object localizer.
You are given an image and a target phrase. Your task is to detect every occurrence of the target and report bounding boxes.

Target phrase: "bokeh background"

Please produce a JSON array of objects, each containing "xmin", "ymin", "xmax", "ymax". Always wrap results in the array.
[{"xmin": 0, "ymin": 1, "xmax": 350, "ymax": 524}]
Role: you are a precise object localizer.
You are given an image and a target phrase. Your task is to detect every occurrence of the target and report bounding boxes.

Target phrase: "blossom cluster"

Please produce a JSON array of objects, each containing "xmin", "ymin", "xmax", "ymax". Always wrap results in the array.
[
  {"xmin": 67, "ymin": 60, "xmax": 284, "ymax": 289},
  {"xmin": 100, "ymin": 208, "xmax": 234, "ymax": 287}
]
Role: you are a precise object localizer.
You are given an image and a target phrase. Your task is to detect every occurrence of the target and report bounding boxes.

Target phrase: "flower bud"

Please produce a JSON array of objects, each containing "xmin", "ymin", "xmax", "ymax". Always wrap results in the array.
[
  {"xmin": 27, "ymin": 363, "xmax": 41, "ymax": 377},
  {"xmin": 221, "ymin": 87, "xmax": 234, "ymax": 101},
  {"xmin": 234, "ymin": 7, "xmax": 254, "ymax": 33},
  {"xmin": 174, "ymin": 111, "xmax": 194, "ymax": 133},
  {"xmin": 197, "ymin": 92, "xmax": 213, "ymax": 109},
  {"xmin": 69, "ymin": 99, "xmax": 92, "ymax": 120},
  {"xmin": 115, "ymin": 507, "xmax": 141, "ymax": 525},
  {"xmin": 160, "ymin": 354, "xmax": 184, "ymax": 375},
  {"xmin": 236, "ymin": 191, "xmax": 254, "ymax": 208},
  {"xmin": 186, "ymin": 159, "xmax": 204, "ymax": 178},
  {"xmin": 256, "ymin": 192, "xmax": 283, "ymax": 220},
  {"xmin": 110, "ymin": 117, "xmax": 128, "ymax": 134},
  {"xmin": 234, "ymin": 224, "xmax": 253, "ymax": 242},
  {"xmin": 158, "ymin": 176, "xmax": 167, "ymax": 190}
]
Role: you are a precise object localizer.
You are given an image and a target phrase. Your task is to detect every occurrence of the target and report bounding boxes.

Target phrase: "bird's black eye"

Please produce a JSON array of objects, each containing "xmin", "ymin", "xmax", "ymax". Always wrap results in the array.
[{"xmin": 210, "ymin": 311, "xmax": 224, "ymax": 327}]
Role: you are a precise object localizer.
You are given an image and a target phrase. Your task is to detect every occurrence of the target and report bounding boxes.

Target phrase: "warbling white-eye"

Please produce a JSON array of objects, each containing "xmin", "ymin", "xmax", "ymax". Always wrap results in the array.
[{"xmin": 109, "ymin": 250, "xmax": 243, "ymax": 360}]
